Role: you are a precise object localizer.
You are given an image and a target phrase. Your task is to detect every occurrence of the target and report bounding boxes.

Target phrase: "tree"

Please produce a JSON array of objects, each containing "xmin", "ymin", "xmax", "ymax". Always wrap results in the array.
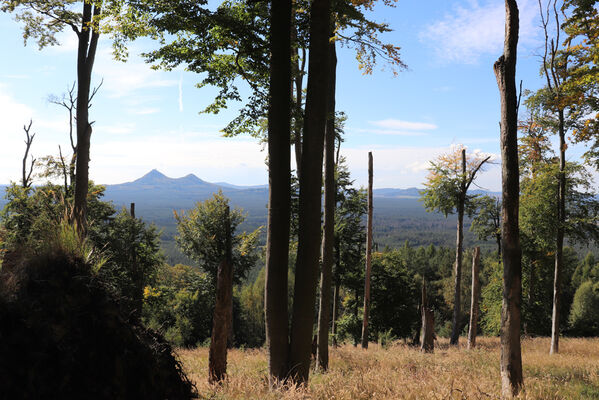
[
  {"xmin": 20, "ymin": 120, "xmax": 36, "ymax": 189},
  {"xmin": 421, "ymin": 146, "xmax": 490, "ymax": 346},
  {"xmin": 316, "ymin": 34, "xmax": 337, "ymax": 370},
  {"xmin": 470, "ymin": 196, "xmax": 501, "ymax": 256},
  {"xmin": 332, "ymin": 159, "xmax": 367, "ymax": 346},
  {"xmin": 264, "ymin": 0, "xmax": 292, "ymax": 384},
  {"xmin": 467, "ymin": 247, "xmax": 481, "ymax": 349},
  {"xmin": 361, "ymin": 151, "xmax": 373, "ymax": 349},
  {"xmin": 2, "ymin": 0, "xmax": 107, "ymax": 234},
  {"xmin": 174, "ymin": 192, "xmax": 260, "ymax": 287},
  {"xmin": 288, "ymin": 0, "xmax": 332, "ymax": 383},
  {"xmin": 526, "ymin": 0, "xmax": 572, "ymax": 355},
  {"xmin": 494, "ymin": 0, "xmax": 523, "ymax": 396},
  {"xmin": 174, "ymin": 192, "xmax": 259, "ymax": 382},
  {"xmin": 561, "ymin": 0, "xmax": 599, "ymax": 166},
  {"xmin": 420, "ymin": 278, "xmax": 434, "ymax": 353},
  {"xmin": 208, "ymin": 205, "xmax": 232, "ymax": 383}
]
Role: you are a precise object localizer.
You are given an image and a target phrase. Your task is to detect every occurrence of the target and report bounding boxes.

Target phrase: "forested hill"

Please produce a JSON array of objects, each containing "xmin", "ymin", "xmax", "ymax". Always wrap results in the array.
[{"xmin": 0, "ymin": 170, "xmax": 498, "ymax": 263}]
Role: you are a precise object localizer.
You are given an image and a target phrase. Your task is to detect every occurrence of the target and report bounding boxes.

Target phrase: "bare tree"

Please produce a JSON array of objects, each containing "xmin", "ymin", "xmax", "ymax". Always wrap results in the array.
[
  {"xmin": 361, "ymin": 151, "xmax": 373, "ymax": 349},
  {"xmin": 494, "ymin": 0, "xmax": 524, "ymax": 396},
  {"xmin": 468, "ymin": 247, "xmax": 481, "ymax": 350},
  {"xmin": 420, "ymin": 278, "xmax": 435, "ymax": 353},
  {"xmin": 21, "ymin": 120, "xmax": 36, "ymax": 189}
]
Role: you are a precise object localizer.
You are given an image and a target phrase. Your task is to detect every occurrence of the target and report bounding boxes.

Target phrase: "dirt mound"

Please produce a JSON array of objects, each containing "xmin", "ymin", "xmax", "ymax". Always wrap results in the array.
[{"xmin": 0, "ymin": 249, "xmax": 196, "ymax": 399}]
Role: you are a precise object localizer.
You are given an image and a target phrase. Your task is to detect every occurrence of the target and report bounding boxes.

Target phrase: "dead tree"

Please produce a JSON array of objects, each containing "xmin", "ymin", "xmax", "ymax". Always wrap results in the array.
[
  {"xmin": 361, "ymin": 151, "xmax": 373, "ymax": 349},
  {"xmin": 208, "ymin": 206, "xmax": 233, "ymax": 384},
  {"xmin": 21, "ymin": 120, "xmax": 36, "ymax": 189},
  {"xmin": 494, "ymin": 0, "xmax": 524, "ymax": 396},
  {"xmin": 420, "ymin": 278, "xmax": 435, "ymax": 353},
  {"xmin": 468, "ymin": 247, "xmax": 481, "ymax": 350}
]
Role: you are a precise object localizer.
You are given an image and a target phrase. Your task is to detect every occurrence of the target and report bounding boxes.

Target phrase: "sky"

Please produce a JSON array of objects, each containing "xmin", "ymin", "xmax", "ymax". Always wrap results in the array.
[{"xmin": 0, "ymin": 0, "xmax": 594, "ymax": 191}]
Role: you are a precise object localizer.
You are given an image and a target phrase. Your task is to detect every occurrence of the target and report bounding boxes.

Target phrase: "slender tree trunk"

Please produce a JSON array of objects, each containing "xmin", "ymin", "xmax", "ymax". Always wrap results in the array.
[
  {"xmin": 494, "ymin": 0, "xmax": 523, "ymax": 397},
  {"xmin": 73, "ymin": 1, "xmax": 101, "ymax": 235},
  {"xmin": 468, "ymin": 247, "xmax": 481, "ymax": 350},
  {"xmin": 264, "ymin": 0, "xmax": 292, "ymax": 384},
  {"xmin": 361, "ymin": 152, "xmax": 373, "ymax": 349},
  {"xmin": 288, "ymin": 0, "xmax": 332, "ymax": 383},
  {"xmin": 331, "ymin": 237, "xmax": 341, "ymax": 347},
  {"xmin": 209, "ymin": 206, "xmax": 233, "ymax": 384},
  {"xmin": 450, "ymin": 150, "xmax": 467, "ymax": 346},
  {"xmin": 316, "ymin": 39, "xmax": 337, "ymax": 372},
  {"xmin": 130, "ymin": 202, "xmax": 143, "ymax": 322},
  {"xmin": 550, "ymin": 109, "xmax": 566, "ymax": 355},
  {"xmin": 420, "ymin": 278, "xmax": 435, "ymax": 353}
]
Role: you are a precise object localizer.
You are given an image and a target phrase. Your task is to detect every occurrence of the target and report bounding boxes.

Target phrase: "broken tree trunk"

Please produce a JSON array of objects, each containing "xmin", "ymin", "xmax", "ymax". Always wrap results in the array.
[
  {"xmin": 494, "ymin": 0, "xmax": 524, "ymax": 396},
  {"xmin": 420, "ymin": 278, "xmax": 434, "ymax": 353},
  {"xmin": 468, "ymin": 247, "xmax": 481, "ymax": 350},
  {"xmin": 208, "ymin": 206, "xmax": 233, "ymax": 384},
  {"xmin": 361, "ymin": 152, "xmax": 373, "ymax": 349}
]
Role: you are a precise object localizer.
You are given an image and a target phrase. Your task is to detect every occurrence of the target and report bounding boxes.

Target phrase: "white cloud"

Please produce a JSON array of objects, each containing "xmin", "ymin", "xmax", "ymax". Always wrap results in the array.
[
  {"xmin": 369, "ymin": 119, "xmax": 438, "ymax": 131},
  {"xmin": 420, "ymin": 0, "xmax": 539, "ymax": 64}
]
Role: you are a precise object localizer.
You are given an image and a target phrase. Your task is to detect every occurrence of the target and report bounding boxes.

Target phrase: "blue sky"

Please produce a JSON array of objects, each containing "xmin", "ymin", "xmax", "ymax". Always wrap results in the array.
[{"xmin": 0, "ymin": 0, "xmax": 593, "ymax": 190}]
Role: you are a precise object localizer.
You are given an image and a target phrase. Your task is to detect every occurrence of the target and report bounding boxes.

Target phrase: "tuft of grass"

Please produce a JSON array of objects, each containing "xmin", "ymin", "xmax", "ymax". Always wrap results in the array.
[{"xmin": 178, "ymin": 337, "xmax": 599, "ymax": 399}]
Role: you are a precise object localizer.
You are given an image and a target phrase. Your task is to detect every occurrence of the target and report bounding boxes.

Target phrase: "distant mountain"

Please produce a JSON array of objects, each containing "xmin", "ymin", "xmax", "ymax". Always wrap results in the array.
[{"xmin": 0, "ymin": 171, "xmax": 501, "ymax": 264}]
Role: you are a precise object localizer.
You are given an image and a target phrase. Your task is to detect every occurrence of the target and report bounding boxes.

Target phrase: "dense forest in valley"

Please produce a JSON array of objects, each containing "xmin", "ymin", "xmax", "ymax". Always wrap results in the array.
[{"xmin": 1, "ymin": 0, "xmax": 599, "ymax": 398}]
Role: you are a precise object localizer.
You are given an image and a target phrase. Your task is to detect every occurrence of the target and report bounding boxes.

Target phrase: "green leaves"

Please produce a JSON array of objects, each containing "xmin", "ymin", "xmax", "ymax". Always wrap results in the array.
[{"xmin": 174, "ymin": 190, "xmax": 260, "ymax": 285}]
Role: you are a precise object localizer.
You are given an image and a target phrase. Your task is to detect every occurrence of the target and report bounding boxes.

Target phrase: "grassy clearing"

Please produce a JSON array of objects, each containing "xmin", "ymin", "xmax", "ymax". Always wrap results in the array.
[{"xmin": 178, "ymin": 337, "xmax": 599, "ymax": 399}]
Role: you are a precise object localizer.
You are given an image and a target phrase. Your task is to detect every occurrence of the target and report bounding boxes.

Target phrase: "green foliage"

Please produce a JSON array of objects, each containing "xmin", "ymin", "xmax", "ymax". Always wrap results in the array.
[
  {"xmin": 470, "ymin": 195, "xmax": 501, "ymax": 249},
  {"xmin": 90, "ymin": 208, "xmax": 165, "ymax": 304},
  {"xmin": 336, "ymin": 312, "xmax": 362, "ymax": 345},
  {"xmin": 569, "ymin": 280, "xmax": 599, "ymax": 336},
  {"xmin": 174, "ymin": 191, "xmax": 261, "ymax": 285},
  {"xmin": 369, "ymin": 251, "xmax": 419, "ymax": 340},
  {"xmin": 235, "ymin": 267, "xmax": 265, "ymax": 347},
  {"xmin": 143, "ymin": 264, "xmax": 214, "ymax": 347},
  {"xmin": 480, "ymin": 258, "xmax": 502, "ymax": 336}
]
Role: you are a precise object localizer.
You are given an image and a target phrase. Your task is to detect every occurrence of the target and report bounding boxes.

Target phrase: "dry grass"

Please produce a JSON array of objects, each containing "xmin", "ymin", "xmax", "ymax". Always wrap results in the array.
[{"xmin": 177, "ymin": 337, "xmax": 599, "ymax": 399}]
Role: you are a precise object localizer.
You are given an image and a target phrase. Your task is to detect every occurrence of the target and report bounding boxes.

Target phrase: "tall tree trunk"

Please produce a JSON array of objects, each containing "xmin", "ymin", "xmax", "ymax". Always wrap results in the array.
[
  {"xmin": 264, "ymin": 0, "xmax": 292, "ymax": 384},
  {"xmin": 468, "ymin": 247, "xmax": 481, "ymax": 349},
  {"xmin": 316, "ymin": 39, "xmax": 337, "ymax": 372},
  {"xmin": 288, "ymin": 0, "xmax": 332, "ymax": 383},
  {"xmin": 494, "ymin": 0, "xmax": 523, "ymax": 397},
  {"xmin": 550, "ymin": 109, "xmax": 566, "ymax": 355},
  {"xmin": 209, "ymin": 206, "xmax": 233, "ymax": 383},
  {"xmin": 361, "ymin": 152, "xmax": 373, "ymax": 349},
  {"xmin": 73, "ymin": 1, "xmax": 101, "ymax": 235},
  {"xmin": 292, "ymin": 43, "xmax": 306, "ymax": 178},
  {"xmin": 420, "ymin": 278, "xmax": 435, "ymax": 353},
  {"xmin": 450, "ymin": 150, "xmax": 467, "ymax": 346}
]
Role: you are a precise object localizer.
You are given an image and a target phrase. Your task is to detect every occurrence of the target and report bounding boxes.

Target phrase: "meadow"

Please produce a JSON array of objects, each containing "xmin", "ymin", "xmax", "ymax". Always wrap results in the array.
[{"xmin": 179, "ymin": 337, "xmax": 599, "ymax": 399}]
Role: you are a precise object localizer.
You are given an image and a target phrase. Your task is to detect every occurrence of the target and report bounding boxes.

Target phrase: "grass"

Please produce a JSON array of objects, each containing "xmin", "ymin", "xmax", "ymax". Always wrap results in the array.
[{"xmin": 178, "ymin": 337, "xmax": 599, "ymax": 399}]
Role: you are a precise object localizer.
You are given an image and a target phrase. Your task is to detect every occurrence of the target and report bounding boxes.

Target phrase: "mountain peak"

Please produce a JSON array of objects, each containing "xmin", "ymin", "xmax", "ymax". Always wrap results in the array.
[{"xmin": 134, "ymin": 169, "xmax": 169, "ymax": 184}]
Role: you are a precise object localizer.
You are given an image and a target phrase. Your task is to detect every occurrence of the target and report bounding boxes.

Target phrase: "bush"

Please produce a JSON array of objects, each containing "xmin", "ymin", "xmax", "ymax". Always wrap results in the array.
[
  {"xmin": 569, "ymin": 281, "xmax": 599, "ymax": 336},
  {"xmin": 0, "ymin": 249, "xmax": 196, "ymax": 399}
]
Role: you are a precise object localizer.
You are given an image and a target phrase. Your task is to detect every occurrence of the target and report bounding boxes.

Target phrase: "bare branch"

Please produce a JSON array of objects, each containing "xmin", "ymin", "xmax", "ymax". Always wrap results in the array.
[{"xmin": 21, "ymin": 119, "xmax": 36, "ymax": 188}]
